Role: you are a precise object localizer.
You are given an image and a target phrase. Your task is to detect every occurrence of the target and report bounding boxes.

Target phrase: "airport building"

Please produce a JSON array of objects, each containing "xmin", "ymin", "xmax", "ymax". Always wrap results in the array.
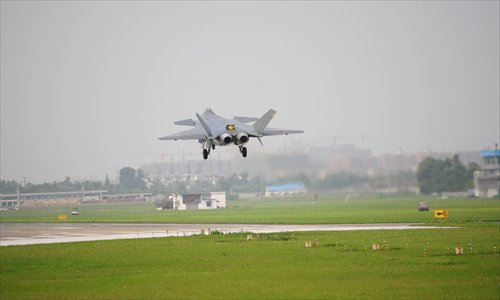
[
  {"xmin": 265, "ymin": 183, "xmax": 306, "ymax": 197},
  {"xmin": 0, "ymin": 190, "xmax": 152, "ymax": 208},
  {"xmin": 474, "ymin": 149, "xmax": 500, "ymax": 198},
  {"xmin": 170, "ymin": 192, "xmax": 226, "ymax": 210}
]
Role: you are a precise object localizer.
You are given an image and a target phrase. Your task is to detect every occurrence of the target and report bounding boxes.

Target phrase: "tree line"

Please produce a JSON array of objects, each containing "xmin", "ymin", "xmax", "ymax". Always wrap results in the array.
[
  {"xmin": 416, "ymin": 154, "xmax": 479, "ymax": 194},
  {"xmin": 1, "ymin": 154, "xmax": 479, "ymax": 196},
  {"xmin": 0, "ymin": 168, "xmax": 261, "ymax": 196}
]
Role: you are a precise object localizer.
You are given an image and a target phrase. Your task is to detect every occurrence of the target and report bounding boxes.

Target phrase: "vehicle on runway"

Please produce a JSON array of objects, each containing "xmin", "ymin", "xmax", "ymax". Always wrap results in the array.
[
  {"xmin": 418, "ymin": 202, "xmax": 429, "ymax": 211},
  {"xmin": 159, "ymin": 108, "xmax": 303, "ymax": 159}
]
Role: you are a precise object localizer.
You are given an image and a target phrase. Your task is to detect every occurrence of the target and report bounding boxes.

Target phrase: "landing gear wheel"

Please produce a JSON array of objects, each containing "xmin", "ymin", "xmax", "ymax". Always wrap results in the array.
[
  {"xmin": 212, "ymin": 144, "xmax": 216, "ymax": 150},
  {"xmin": 203, "ymin": 149, "xmax": 209, "ymax": 160},
  {"xmin": 241, "ymin": 147, "xmax": 247, "ymax": 158}
]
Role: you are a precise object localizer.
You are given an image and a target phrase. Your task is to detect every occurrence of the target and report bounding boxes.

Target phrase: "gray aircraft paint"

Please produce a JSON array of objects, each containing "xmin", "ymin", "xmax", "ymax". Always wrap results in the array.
[{"xmin": 159, "ymin": 108, "xmax": 303, "ymax": 158}]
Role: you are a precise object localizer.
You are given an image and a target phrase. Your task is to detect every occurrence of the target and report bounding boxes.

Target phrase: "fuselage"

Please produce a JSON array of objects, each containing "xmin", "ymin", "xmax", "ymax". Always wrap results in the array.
[{"xmin": 199, "ymin": 109, "xmax": 252, "ymax": 147}]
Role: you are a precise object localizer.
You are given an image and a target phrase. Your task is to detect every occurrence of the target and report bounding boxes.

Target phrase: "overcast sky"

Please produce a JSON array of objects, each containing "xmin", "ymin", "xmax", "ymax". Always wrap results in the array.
[{"xmin": 1, "ymin": 1, "xmax": 499, "ymax": 183}]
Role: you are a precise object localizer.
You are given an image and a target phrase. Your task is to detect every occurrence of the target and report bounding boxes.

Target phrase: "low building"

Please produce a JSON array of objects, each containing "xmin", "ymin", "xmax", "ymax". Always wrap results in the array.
[
  {"xmin": 171, "ymin": 192, "xmax": 226, "ymax": 210},
  {"xmin": 1, "ymin": 190, "xmax": 107, "ymax": 208},
  {"xmin": 210, "ymin": 192, "xmax": 227, "ymax": 208},
  {"xmin": 265, "ymin": 183, "xmax": 306, "ymax": 197},
  {"xmin": 0, "ymin": 190, "xmax": 152, "ymax": 208},
  {"xmin": 474, "ymin": 149, "xmax": 500, "ymax": 198},
  {"xmin": 102, "ymin": 193, "xmax": 152, "ymax": 203}
]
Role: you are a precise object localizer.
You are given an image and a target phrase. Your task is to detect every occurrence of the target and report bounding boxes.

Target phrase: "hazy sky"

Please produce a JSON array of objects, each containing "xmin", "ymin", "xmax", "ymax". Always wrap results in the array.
[{"xmin": 1, "ymin": 1, "xmax": 499, "ymax": 183}]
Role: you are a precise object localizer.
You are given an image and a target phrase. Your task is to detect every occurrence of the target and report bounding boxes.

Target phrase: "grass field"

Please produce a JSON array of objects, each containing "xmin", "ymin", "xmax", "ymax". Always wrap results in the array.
[
  {"xmin": 1, "ymin": 196, "xmax": 499, "ymax": 225},
  {"xmin": 1, "ymin": 196, "xmax": 499, "ymax": 299},
  {"xmin": 1, "ymin": 227, "xmax": 499, "ymax": 299}
]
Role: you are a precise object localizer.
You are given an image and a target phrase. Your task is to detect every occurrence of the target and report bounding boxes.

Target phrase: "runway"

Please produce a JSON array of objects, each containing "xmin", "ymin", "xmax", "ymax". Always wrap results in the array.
[{"xmin": 0, "ymin": 223, "xmax": 454, "ymax": 246}]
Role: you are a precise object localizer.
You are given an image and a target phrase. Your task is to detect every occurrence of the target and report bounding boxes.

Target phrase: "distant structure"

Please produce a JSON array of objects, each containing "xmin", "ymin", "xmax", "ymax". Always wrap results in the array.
[
  {"xmin": 171, "ymin": 192, "xmax": 226, "ymax": 210},
  {"xmin": 265, "ymin": 183, "xmax": 306, "ymax": 197},
  {"xmin": 474, "ymin": 147, "xmax": 500, "ymax": 198},
  {"xmin": 0, "ymin": 190, "xmax": 151, "ymax": 208},
  {"xmin": 141, "ymin": 158, "xmax": 233, "ymax": 184}
]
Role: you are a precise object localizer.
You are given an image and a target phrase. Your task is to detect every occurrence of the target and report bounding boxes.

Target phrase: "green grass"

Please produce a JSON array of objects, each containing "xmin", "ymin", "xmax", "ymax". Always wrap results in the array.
[
  {"xmin": 1, "ymin": 196, "xmax": 499, "ymax": 225},
  {"xmin": 1, "ymin": 196, "xmax": 499, "ymax": 299},
  {"xmin": 1, "ymin": 227, "xmax": 499, "ymax": 299}
]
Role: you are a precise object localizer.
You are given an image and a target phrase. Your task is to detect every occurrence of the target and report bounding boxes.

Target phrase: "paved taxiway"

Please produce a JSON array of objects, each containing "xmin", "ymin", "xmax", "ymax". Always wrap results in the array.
[{"xmin": 0, "ymin": 223, "xmax": 455, "ymax": 246}]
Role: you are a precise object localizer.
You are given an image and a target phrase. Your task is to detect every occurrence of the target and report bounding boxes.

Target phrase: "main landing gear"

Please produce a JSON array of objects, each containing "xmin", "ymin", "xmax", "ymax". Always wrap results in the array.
[
  {"xmin": 202, "ymin": 140, "xmax": 214, "ymax": 160},
  {"xmin": 240, "ymin": 146, "xmax": 247, "ymax": 158},
  {"xmin": 202, "ymin": 144, "xmax": 247, "ymax": 159}
]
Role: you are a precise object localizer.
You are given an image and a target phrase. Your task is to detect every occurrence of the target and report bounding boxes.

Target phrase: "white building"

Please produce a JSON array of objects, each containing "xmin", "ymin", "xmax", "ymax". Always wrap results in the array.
[
  {"xmin": 474, "ymin": 149, "xmax": 500, "ymax": 198},
  {"xmin": 210, "ymin": 192, "xmax": 227, "ymax": 208},
  {"xmin": 171, "ymin": 192, "xmax": 226, "ymax": 210}
]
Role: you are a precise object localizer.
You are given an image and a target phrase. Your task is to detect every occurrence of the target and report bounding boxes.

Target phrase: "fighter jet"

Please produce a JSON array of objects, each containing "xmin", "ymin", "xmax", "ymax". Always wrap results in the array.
[{"xmin": 159, "ymin": 108, "xmax": 304, "ymax": 159}]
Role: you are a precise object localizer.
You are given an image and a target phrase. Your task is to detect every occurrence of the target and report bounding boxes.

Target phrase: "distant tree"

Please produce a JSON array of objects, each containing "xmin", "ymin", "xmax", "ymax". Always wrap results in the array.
[
  {"xmin": 0, "ymin": 180, "xmax": 19, "ymax": 194},
  {"xmin": 73, "ymin": 181, "xmax": 83, "ymax": 191},
  {"xmin": 186, "ymin": 179, "xmax": 214, "ymax": 194},
  {"xmin": 60, "ymin": 176, "xmax": 75, "ymax": 191},
  {"xmin": 416, "ymin": 155, "xmax": 473, "ymax": 194},
  {"xmin": 104, "ymin": 175, "xmax": 111, "ymax": 188},
  {"xmin": 82, "ymin": 180, "xmax": 103, "ymax": 191},
  {"xmin": 168, "ymin": 180, "xmax": 188, "ymax": 194},
  {"xmin": 21, "ymin": 183, "xmax": 35, "ymax": 193},
  {"xmin": 466, "ymin": 162, "xmax": 481, "ymax": 189},
  {"xmin": 136, "ymin": 169, "xmax": 147, "ymax": 190},
  {"xmin": 216, "ymin": 174, "xmax": 238, "ymax": 193},
  {"xmin": 117, "ymin": 167, "xmax": 149, "ymax": 192},
  {"xmin": 149, "ymin": 181, "xmax": 167, "ymax": 195},
  {"xmin": 119, "ymin": 167, "xmax": 137, "ymax": 188},
  {"xmin": 467, "ymin": 162, "xmax": 481, "ymax": 173},
  {"xmin": 314, "ymin": 173, "xmax": 362, "ymax": 190}
]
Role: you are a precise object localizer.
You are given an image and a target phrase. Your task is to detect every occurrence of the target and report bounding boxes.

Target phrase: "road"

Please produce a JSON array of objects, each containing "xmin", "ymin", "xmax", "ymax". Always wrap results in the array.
[{"xmin": 0, "ymin": 223, "xmax": 454, "ymax": 246}]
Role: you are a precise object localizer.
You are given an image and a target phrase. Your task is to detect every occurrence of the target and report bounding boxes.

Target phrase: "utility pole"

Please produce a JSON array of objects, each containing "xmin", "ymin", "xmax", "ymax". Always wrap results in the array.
[
  {"xmin": 16, "ymin": 184, "xmax": 20, "ymax": 209},
  {"xmin": 81, "ymin": 186, "xmax": 85, "ymax": 205}
]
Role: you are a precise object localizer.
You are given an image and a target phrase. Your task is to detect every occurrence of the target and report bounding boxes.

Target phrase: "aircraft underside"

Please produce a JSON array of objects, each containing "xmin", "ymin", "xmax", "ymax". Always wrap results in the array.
[{"xmin": 200, "ymin": 138, "xmax": 248, "ymax": 160}]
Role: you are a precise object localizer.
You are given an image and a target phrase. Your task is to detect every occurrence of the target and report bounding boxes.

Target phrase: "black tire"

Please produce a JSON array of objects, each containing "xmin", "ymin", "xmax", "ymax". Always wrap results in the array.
[
  {"xmin": 203, "ymin": 149, "xmax": 209, "ymax": 160},
  {"xmin": 242, "ymin": 147, "xmax": 247, "ymax": 158}
]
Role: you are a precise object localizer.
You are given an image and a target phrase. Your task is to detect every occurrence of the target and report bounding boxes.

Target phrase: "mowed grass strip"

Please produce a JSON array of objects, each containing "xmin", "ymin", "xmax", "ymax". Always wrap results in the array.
[
  {"xmin": 1, "ymin": 196, "xmax": 499, "ymax": 224},
  {"xmin": 1, "ymin": 227, "xmax": 499, "ymax": 299}
]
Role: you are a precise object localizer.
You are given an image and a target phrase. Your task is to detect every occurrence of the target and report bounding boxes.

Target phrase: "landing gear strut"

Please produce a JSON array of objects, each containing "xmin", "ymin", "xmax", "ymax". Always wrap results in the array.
[
  {"xmin": 202, "ymin": 140, "xmax": 212, "ymax": 160},
  {"xmin": 240, "ymin": 147, "xmax": 247, "ymax": 158}
]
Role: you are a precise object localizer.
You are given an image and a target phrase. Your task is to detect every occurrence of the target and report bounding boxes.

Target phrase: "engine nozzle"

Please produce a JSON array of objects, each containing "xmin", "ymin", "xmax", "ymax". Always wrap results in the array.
[
  {"xmin": 219, "ymin": 133, "xmax": 233, "ymax": 145},
  {"xmin": 235, "ymin": 132, "xmax": 249, "ymax": 144}
]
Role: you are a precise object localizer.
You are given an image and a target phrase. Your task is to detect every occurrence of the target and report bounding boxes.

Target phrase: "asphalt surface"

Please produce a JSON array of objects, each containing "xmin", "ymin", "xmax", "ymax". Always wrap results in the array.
[{"xmin": 0, "ymin": 223, "xmax": 453, "ymax": 246}]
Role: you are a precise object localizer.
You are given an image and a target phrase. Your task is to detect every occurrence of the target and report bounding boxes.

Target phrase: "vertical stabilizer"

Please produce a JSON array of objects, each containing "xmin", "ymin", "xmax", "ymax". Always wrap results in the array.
[
  {"xmin": 196, "ymin": 113, "xmax": 213, "ymax": 138},
  {"xmin": 253, "ymin": 109, "xmax": 277, "ymax": 133}
]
